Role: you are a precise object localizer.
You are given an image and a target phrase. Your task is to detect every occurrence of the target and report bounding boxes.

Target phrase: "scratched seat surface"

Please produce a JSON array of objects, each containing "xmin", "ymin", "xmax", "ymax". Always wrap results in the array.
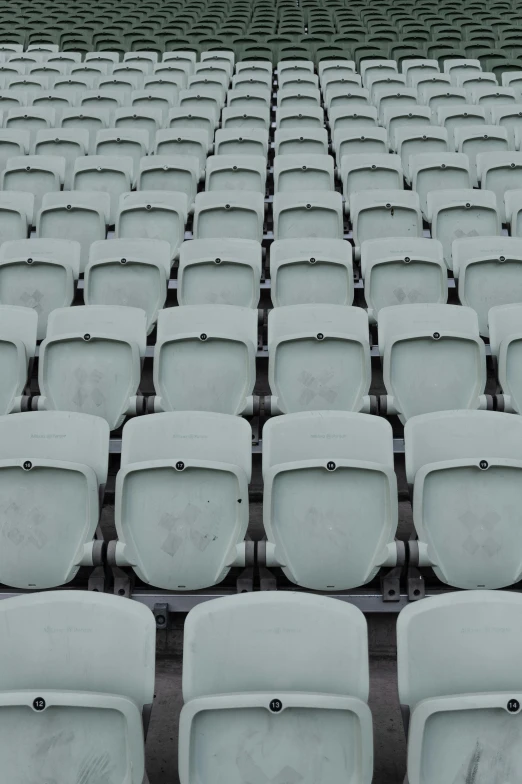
[{"xmin": 179, "ymin": 592, "xmax": 373, "ymax": 784}]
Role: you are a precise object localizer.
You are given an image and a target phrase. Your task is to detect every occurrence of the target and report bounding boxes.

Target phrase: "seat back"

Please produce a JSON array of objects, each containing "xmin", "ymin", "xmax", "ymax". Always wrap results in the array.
[{"xmin": 0, "ymin": 304, "xmax": 37, "ymax": 415}]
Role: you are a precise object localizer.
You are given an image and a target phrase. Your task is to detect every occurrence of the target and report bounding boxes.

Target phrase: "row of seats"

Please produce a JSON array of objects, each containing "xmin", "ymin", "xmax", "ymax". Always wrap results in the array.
[
  {"xmin": 6, "ymin": 300, "xmax": 522, "ymax": 426},
  {"xmin": 3, "ymin": 588, "xmax": 521, "ymax": 784},
  {"xmin": 4, "ymin": 408, "xmax": 522, "ymax": 592}
]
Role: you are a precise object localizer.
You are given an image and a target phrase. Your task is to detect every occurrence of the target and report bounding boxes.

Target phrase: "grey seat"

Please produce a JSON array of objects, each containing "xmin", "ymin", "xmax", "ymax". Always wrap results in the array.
[
  {"xmin": 193, "ymin": 191, "xmax": 264, "ymax": 242},
  {"xmin": 205, "ymin": 154, "xmax": 267, "ymax": 194},
  {"xmin": 490, "ymin": 302, "xmax": 522, "ymax": 415},
  {"xmin": 0, "ymin": 191, "xmax": 34, "ymax": 243},
  {"xmin": 0, "ymin": 304, "xmax": 37, "ymax": 415},
  {"xmin": 72, "ymin": 155, "xmax": 134, "ymax": 225},
  {"xmin": 351, "ymin": 190, "xmax": 422, "ymax": 258},
  {"xmin": 273, "ymin": 191, "xmax": 344, "ymax": 240},
  {"xmin": 274, "ymin": 154, "xmax": 335, "ymax": 193},
  {"xmin": 137, "ymin": 156, "xmax": 199, "ymax": 210},
  {"xmin": 115, "ymin": 192, "xmax": 188, "ymax": 262},
  {"xmin": 2, "ymin": 155, "xmax": 65, "ymax": 215},
  {"xmin": 34, "ymin": 128, "xmax": 89, "ymax": 189},
  {"xmin": 411, "ymin": 152, "xmax": 471, "ymax": 218},
  {"xmin": 215, "ymin": 128, "xmax": 269, "ymax": 157}
]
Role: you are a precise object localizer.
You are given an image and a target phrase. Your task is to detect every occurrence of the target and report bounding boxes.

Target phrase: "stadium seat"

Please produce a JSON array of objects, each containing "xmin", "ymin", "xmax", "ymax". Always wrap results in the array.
[
  {"xmin": 2, "ymin": 155, "xmax": 65, "ymax": 215},
  {"xmin": 0, "ymin": 191, "xmax": 34, "ymax": 245},
  {"xmin": 477, "ymin": 151, "xmax": 522, "ymax": 220},
  {"xmin": 222, "ymin": 105, "xmax": 271, "ymax": 130},
  {"xmin": 262, "ymin": 411, "xmax": 399, "ymax": 589},
  {"xmin": 276, "ymin": 106, "xmax": 325, "ymax": 130},
  {"xmin": 394, "ymin": 127, "xmax": 449, "ymax": 182},
  {"xmin": 34, "ymin": 128, "xmax": 89, "ymax": 188},
  {"xmin": 111, "ymin": 412, "xmax": 251, "ymax": 590},
  {"xmin": 361, "ymin": 238, "xmax": 447, "ymax": 323},
  {"xmin": 205, "ymin": 154, "xmax": 267, "ymax": 194},
  {"xmin": 274, "ymin": 153, "xmax": 334, "ymax": 192},
  {"xmin": 397, "ymin": 590, "xmax": 522, "ymax": 784},
  {"xmin": 428, "ymin": 189, "xmax": 502, "ymax": 269},
  {"xmin": 410, "ymin": 152, "xmax": 472, "ymax": 217},
  {"xmin": 179, "ymin": 592, "xmax": 373, "ymax": 784},
  {"xmin": 333, "ymin": 127, "xmax": 387, "ymax": 158},
  {"xmin": 60, "ymin": 107, "xmax": 110, "ymax": 153},
  {"xmin": 0, "ymin": 590, "xmax": 155, "ymax": 782},
  {"xmin": 72, "ymin": 155, "xmax": 133, "ymax": 225},
  {"xmin": 351, "ymin": 190, "xmax": 423, "ymax": 257},
  {"xmin": 329, "ymin": 106, "xmax": 378, "ymax": 135},
  {"xmin": 84, "ymin": 239, "xmax": 172, "ymax": 334},
  {"xmin": 0, "ymin": 411, "xmax": 108, "ymax": 588},
  {"xmin": 405, "ymin": 410, "xmax": 522, "ymax": 589},
  {"xmin": 38, "ymin": 305, "xmax": 146, "ymax": 430},
  {"xmin": 0, "ymin": 129, "xmax": 30, "ymax": 172},
  {"xmin": 137, "ymin": 156, "xmax": 199, "ymax": 210},
  {"xmin": 453, "ymin": 237, "xmax": 522, "ymax": 335},
  {"xmin": 215, "ymin": 128, "xmax": 269, "ymax": 157},
  {"xmin": 489, "ymin": 103, "xmax": 522, "ymax": 148},
  {"xmin": 0, "ymin": 239, "xmax": 80, "ymax": 339},
  {"xmin": 178, "ymin": 238, "xmax": 261, "ymax": 308},
  {"xmin": 0, "ymin": 304, "xmax": 37, "ymax": 415},
  {"xmin": 154, "ymin": 129, "xmax": 210, "ymax": 181},
  {"xmin": 37, "ymin": 191, "xmax": 110, "ymax": 272},
  {"xmin": 193, "ymin": 191, "xmax": 264, "ymax": 242},
  {"xmin": 454, "ymin": 125, "xmax": 509, "ymax": 185},
  {"xmin": 115, "ymin": 191, "xmax": 188, "ymax": 262},
  {"xmin": 5, "ymin": 109, "xmax": 53, "ymax": 151},
  {"xmin": 379, "ymin": 303, "xmax": 488, "ymax": 422},
  {"xmin": 114, "ymin": 106, "xmax": 163, "ymax": 142},
  {"xmin": 490, "ymin": 302, "xmax": 522, "ymax": 415},
  {"xmin": 152, "ymin": 305, "xmax": 257, "ymax": 416},
  {"xmin": 267, "ymin": 304, "xmax": 372, "ymax": 415},
  {"xmin": 341, "ymin": 153, "xmax": 403, "ymax": 212},
  {"xmin": 437, "ymin": 104, "xmax": 486, "ymax": 147},
  {"xmin": 95, "ymin": 128, "xmax": 150, "ymax": 183},
  {"xmin": 273, "ymin": 191, "xmax": 343, "ymax": 239}
]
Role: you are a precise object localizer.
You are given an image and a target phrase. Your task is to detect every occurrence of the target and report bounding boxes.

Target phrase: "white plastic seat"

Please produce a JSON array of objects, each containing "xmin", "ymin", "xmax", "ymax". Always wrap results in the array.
[
  {"xmin": 394, "ymin": 127, "xmax": 449, "ymax": 182},
  {"xmin": 351, "ymin": 190, "xmax": 422, "ymax": 257},
  {"xmin": 80, "ymin": 89, "xmax": 121, "ymax": 119},
  {"xmin": 153, "ymin": 63, "xmax": 188, "ymax": 90},
  {"xmin": 152, "ymin": 305, "xmax": 257, "ymax": 416},
  {"xmin": 0, "ymin": 304, "xmax": 36, "ymax": 415},
  {"xmin": 52, "ymin": 76, "xmax": 94, "ymax": 101},
  {"xmin": 98, "ymin": 77, "xmax": 133, "ymax": 104},
  {"xmin": 406, "ymin": 410, "xmax": 522, "ymax": 588},
  {"xmin": 262, "ymin": 411, "xmax": 398, "ymax": 589},
  {"xmin": 38, "ymin": 305, "xmax": 146, "ymax": 430},
  {"xmin": 379, "ymin": 303, "xmax": 487, "ymax": 422},
  {"xmin": 112, "ymin": 64, "xmax": 146, "ymax": 90},
  {"xmin": 85, "ymin": 51, "xmax": 119, "ymax": 69},
  {"xmin": 274, "ymin": 153, "xmax": 334, "ymax": 193},
  {"xmin": 437, "ymin": 104, "xmax": 486, "ymax": 147},
  {"xmin": 167, "ymin": 106, "xmax": 217, "ymax": 135},
  {"xmin": 137, "ymin": 155, "xmax": 199, "ymax": 210},
  {"xmin": 361, "ymin": 238, "xmax": 447, "ymax": 323},
  {"xmin": 275, "ymin": 106, "xmax": 324, "ymax": 130},
  {"xmin": 473, "ymin": 85, "xmax": 516, "ymax": 108},
  {"xmin": 411, "ymin": 152, "xmax": 472, "ymax": 217},
  {"xmin": 413, "ymin": 74, "xmax": 452, "ymax": 96},
  {"xmin": 325, "ymin": 85, "xmax": 370, "ymax": 114},
  {"xmin": 34, "ymin": 128, "xmax": 89, "ymax": 189},
  {"xmin": 154, "ymin": 128, "xmax": 210, "ymax": 181},
  {"xmin": 226, "ymin": 87, "xmax": 270, "ymax": 112},
  {"xmin": 141, "ymin": 77, "xmax": 180, "ymax": 108},
  {"xmin": 0, "ymin": 239, "xmax": 80, "ymax": 339},
  {"xmin": 267, "ymin": 304, "xmax": 372, "ymax": 415},
  {"xmin": 428, "ymin": 189, "xmax": 502, "ymax": 269},
  {"xmin": 233, "ymin": 72, "xmax": 271, "ymax": 92},
  {"xmin": 72, "ymin": 155, "xmax": 133, "ymax": 225},
  {"xmin": 179, "ymin": 88, "xmax": 221, "ymax": 124},
  {"xmin": 0, "ymin": 411, "xmax": 107, "ymax": 588},
  {"xmin": 4, "ymin": 110, "xmax": 50, "ymax": 152},
  {"xmin": 273, "ymin": 191, "xmax": 343, "ymax": 240},
  {"xmin": 0, "ymin": 129, "xmax": 30, "ymax": 172},
  {"xmin": 457, "ymin": 72, "xmax": 497, "ymax": 98},
  {"xmin": 341, "ymin": 153, "xmax": 403, "ymax": 212},
  {"xmin": 0, "ymin": 90, "xmax": 25, "ymax": 112},
  {"xmin": 95, "ymin": 129, "xmax": 150, "ymax": 184},
  {"xmin": 361, "ymin": 59, "xmax": 397, "ymax": 86},
  {"xmin": 124, "ymin": 51, "xmax": 157, "ymax": 71},
  {"xmin": 489, "ymin": 103, "xmax": 522, "ymax": 148},
  {"xmin": 455, "ymin": 125, "xmax": 509, "ymax": 185},
  {"xmin": 178, "ymin": 238, "xmax": 261, "ymax": 308},
  {"xmin": 328, "ymin": 107, "xmax": 378, "ymax": 136},
  {"xmin": 0, "ymin": 590, "xmax": 154, "ymax": 783},
  {"xmin": 3, "ymin": 155, "xmax": 65, "ymax": 218},
  {"xmin": 112, "ymin": 411, "xmax": 251, "ymax": 590},
  {"xmin": 31, "ymin": 91, "xmax": 71, "ymax": 120},
  {"xmin": 403, "ymin": 59, "xmax": 439, "ymax": 87},
  {"xmin": 383, "ymin": 106, "xmax": 432, "ymax": 147},
  {"xmin": 333, "ymin": 127, "xmax": 387, "ymax": 159},
  {"xmin": 193, "ymin": 191, "xmax": 264, "ymax": 242},
  {"xmin": 375, "ymin": 88, "xmax": 418, "ymax": 125},
  {"xmin": 130, "ymin": 88, "xmax": 170, "ymax": 118},
  {"xmin": 490, "ymin": 302, "xmax": 522, "ymax": 414},
  {"xmin": 221, "ymin": 105, "xmax": 270, "ymax": 130},
  {"xmin": 163, "ymin": 51, "xmax": 196, "ymax": 72},
  {"xmin": 60, "ymin": 108, "xmax": 109, "ymax": 154},
  {"xmin": 398, "ymin": 590, "xmax": 522, "ymax": 784},
  {"xmin": 37, "ymin": 191, "xmax": 109, "ymax": 273},
  {"xmin": 368, "ymin": 73, "xmax": 407, "ymax": 104},
  {"xmin": 279, "ymin": 71, "xmax": 318, "ymax": 89},
  {"xmin": 116, "ymin": 191, "xmax": 188, "ymax": 262},
  {"xmin": 277, "ymin": 87, "xmax": 321, "ymax": 113},
  {"xmin": 179, "ymin": 592, "xmax": 372, "ymax": 784},
  {"xmin": 506, "ymin": 188, "xmax": 522, "ymax": 236},
  {"xmin": 188, "ymin": 76, "xmax": 226, "ymax": 106},
  {"xmin": 85, "ymin": 239, "xmax": 172, "ymax": 334},
  {"xmin": 322, "ymin": 73, "xmax": 362, "ymax": 105},
  {"xmin": 423, "ymin": 86, "xmax": 467, "ymax": 114},
  {"xmin": 236, "ymin": 61, "xmax": 272, "ymax": 75},
  {"xmin": 477, "ymin": 151, "xmax": 522, "ymax": 220},
  {"xmin": 319, "ymin": 59, "xmax": 356, "ymax": 81},
  {"xmin": 0, "ymin": 191, "xmax": 34, "ymax": 243},
  {"xmin": 278, "ymin": 60, "xmax": 314, "ymax": 77},
  {"xmin": 444, "ymin": 57, "xmax": 482, "ymax": 81},
  {"xmin": 215, "ymin": 128, "xmax": 269, "ymax": 157},
  {"xmin": 205, "ymin": 154, "xmax": 267, "ymax": 194},
  {"xmin": 270, "ymin": 238, "xmax": 353, "ymax": 307},
  {"xmin": 114, "ymin": 106, "xmax": 163, "ymax": 143}
]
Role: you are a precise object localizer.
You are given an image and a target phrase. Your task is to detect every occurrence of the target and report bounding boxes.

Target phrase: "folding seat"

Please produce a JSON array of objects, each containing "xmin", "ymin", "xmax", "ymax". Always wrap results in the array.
[
  {"xmin": 0, "ymin": 129, "xmax": 30, "ymax": 173},
  {"xmin": 154, "ymin": 62, "xmax": 189, "ymax": 90},
  {"xmin": 0, "ymin": 90, "xmax": 26, "ymax": 113},
  {"xmin": 52, "ymin": 75, "xmax": 95, "ymax": 102},
  {"xmin": 124, "ymin": 51, "xmax": 157, "ymax": 72},
  {"xmin": 8, "ymin": 76, "xmax": 47, "ymax": 97},
  {"xmin": 341, "ymin": 153, "xmax": 403, "ymax": 213},
  {"xmin": 279, "ymin": 69, "xmax": 319, "ymax": 90},
  {"xmin": 422, "ymin": 85, "xmax": 467, "ymax": 114},
  {"xmin": 322, "ymin": 72, "xmax": 362, "ymax": 103},
  {"xmin": 0, "ymin": 304, "xmax": 37, "ymax": 415},
  {"xmin": 452, "ymin": 236, "xmax": 522, "ymax": 336},
  {"xmin": 154, "ymin": 129, "xmax": 210, "ymax": 181},
  {"xmin": 376, "ymin": 88, "xmax": 419, "ymax": 127},
  {"xmin": 137, "ymin": 155, "xmax": 199, "ymax": 211},
  {"xmin": 428, "ymin": 189, "xmax": 501, "ymax": 269},
  {"xmin": 37, "ymin": 192, "xmax": 110, "ymax": 273},
  {"xmin": 214, "ymin": 128, "xmax": 269, "ymax": 158},
  {"xmin": 455, "ymin": 125, "xmax": 508, "ymax": 185},
  {"xmin": 60, "ymin": 107, "xmax": 109, "ymax": 154},
  {"xmin": 84, "ymin": 239, "xmax": 171, "ymax": 334},
  {"xmin": 0, "ymin": 238, "xmax": 80, "ymax": 339},
  {"xmin": 477, "ymin": 151, "xmax": 522, "ymax": 220},
  {"xmin": 267, "ymin": 304, "xmax": 372, "ymax": 414},
  {"xmin": 178, "ymin": 238, "xmax": 262, "ymax": 308},
  {"xmin": 34, "ymin": 129, "xmax": 89, "ymax": 189},
  {"xmin": 193, "ymin": 189, "xmax": 264, "ymax": 241},
  {"xmin": 367, "ymin": 71, "xmax": 407, "ymax": 104},
  {"xmin": 97, "ymin": 76, "xmax": 134, "ymax": 105},
  {"xmin": 114, "ymin": 106, "xmax": 163, "ymax": 143},
  {"xmin": 8, "ymin": 54, "xmax": 40, "ymax": 73},
  {"xmin": 275, "ymin": 106, "xmax": 324, "ymax": 130},
  {"xmin": 278, "ymin": 59, "xmax": 315, "ymax": 77},
  {"xmin": 328, "ymin": 107, "xmax": 378, "ymax": 137},
  {"xmin": 332, "ymin": 127, "xmax": 387, "ymax": 160},
  {"xmin": 405, "ymin": 409, "xmax": 522, "ymax": 588},
  {"xmin": 116, "ymin": 192, "xmax": 188, "ymax": 263},
  {"xmin": 458, "ymin": 72, "xmax": 498, "ymax": 101},
  {"xmin": 179, "ymin": 88, "xmax": 222, "ymax": 124},
  {"xmin": 383, "ymin": 106, "xmax": 432, "ymax": 147},
  {"xmin": 221, "ymin": 105, "xmax": 271, "ymax": 130},
  {"xmin": 411, "ymin": 152, "xmax": 472, "ymax": 217},
  {"xmin": 318, "ymin": 59, "xmax": 356, "ymax": 83},
  {"xmin": 79, "ymin": 89, "xmax": 122, "ymax": 119},
  {"xmin": 361, "ymin": 238, "xmax": 447, "ymax": 323},
  {"xmin": 112, "ymin": 64, "xmax": 147, "ymax": 91},
  {"xmin": 351, "ymin": 191, "xmax": 423, "ymax": 258},
  {"xmin": 261, "ymin": 411, "xmax": 398, "ymax": 589},
  {"xmin": 167, "ymin": 106, "xmax": 217, "ymax": 136},
  {"xmin": 226, "ymin": 87, "xmax": 270, "ymax": 114},
  {"xmin": 361, "ymin": 58, "xmax": 398, "ymax": 86},
  {"xmin": 437, "ymin": 104, "xmax": 486, "ymax": 147},
  {"xmin": 0, "ymin": 589, "xmax": 154, "ymax": 781},
  {"xmin": 489, "ymin": 302, "xmax": 522, "ymax": 414},
  {"xmin": 415, "ymin": 74, "xmax": 452, "ymax": 101},
  {"xmin": 379, "ymin": 303, "xmax": 487, "ymax": 422},
  {"xmin": 276, "ymin": 86, "xmax": 321, "ymax": 114},
  {"xmin": 0, "ymin": 192, "xmax": 34, "ymax": 244},
  {"xmin": 30, "ymin": 90, "xmax": 71, "ymax": 120},
  {"xmin": 274, "ymin": 153, "xmax": 334, "ymax": 193},
  {"xmin": 72, "ymin": 155, "xmax": 133, "ymax": 225},
  {"xmin": 0, "ymin": 410, "xmax": 108, "ymax": 587},
  {"xmin": 38, "ymin": 305, "xmax": 146, "ymax": 429},
  {"xmin": 163, "ymin": 50, "xmax": 196, "ymax": 73},
  {"xmin": 394, "ymin": 127, "xmax": 449, "ymax": 182},
  {"xmin": 489, "ymin": 104, "xmax": 522, "ymax": 148},
  {"xmin": 179, "ymin": 592, "xmax": 372, "ymax": 783},
  {"xmin": 28, "ymin": 64, "xmax": 62, "ymax": 89},
  {"xmin": 403, "ymin": 58, "xmax": 440, "ymax": 87},
  {"xmin": 325, "ymin": 85, "xmax": 370, "ymax": 114},
  {"xmin": 95, "ymin": 129, "xmax": 150, "ymax": 183},
  {"xmin": 473, "ymin": 85, "xmax": 516, "ymax": 109},
  {"xmin": 205, "ymin": 154, "xmax": 267, "ymax": 195},
  {"xmin": 70, "ymin": 63, "xmax": 106, "ymax": 86},
  {"xmin": 270, "ymin": 238, "xmax": 353, "ymax": 307},
  {"xmin": 273, "ymin": 191, "xmax": 343, "ymax": 241},
  {"xmin": 152, "ymin": 305, "xmax": 257, "ymax": 415},
  {"xmin": 444, "ymin": 57, "xmax": 482, "ymax": 82},
  {"xmin": 84, "ymin": 51, "xmax": 120, "ymax": 70}
]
